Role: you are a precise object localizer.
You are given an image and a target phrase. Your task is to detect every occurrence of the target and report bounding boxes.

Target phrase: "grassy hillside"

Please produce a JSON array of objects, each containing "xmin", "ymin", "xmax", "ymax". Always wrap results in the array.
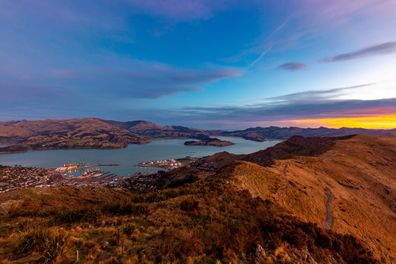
[
  {"xmin": 0, "ymin": 135, "xmax": 395, "ymax": 263},
  {"xmin": 229, "ymin": 135, "xmax": 396, "ymax": 262},
  {"xmin": 0, "ymin": 182, "xmax": 376, "ymax": 263}
]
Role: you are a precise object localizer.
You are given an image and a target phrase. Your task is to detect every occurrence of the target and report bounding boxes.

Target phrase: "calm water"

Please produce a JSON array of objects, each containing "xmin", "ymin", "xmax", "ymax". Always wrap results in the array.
[{"xmin": 0, "ymin": 137, "xmax": 280, "ymax": 176}]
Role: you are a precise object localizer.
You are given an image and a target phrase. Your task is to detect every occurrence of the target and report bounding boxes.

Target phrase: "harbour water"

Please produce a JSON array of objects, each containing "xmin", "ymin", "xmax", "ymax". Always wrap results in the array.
[{"xmin": 0, "ymin": 137, "xmax": 281, "ymax": 176}]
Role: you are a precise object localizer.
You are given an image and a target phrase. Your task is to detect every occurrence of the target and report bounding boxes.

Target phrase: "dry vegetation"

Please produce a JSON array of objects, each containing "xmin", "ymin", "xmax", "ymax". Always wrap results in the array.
[
  {"xmin": 0, "ymin": 135, "xmax": 394, "ymax": 263},
  {"xmin": 0, "ymin": 179, "xmax": 377, "ymax": 263},
  {"xmin": 230, "ymin": 135, "xmax": 396, "ymax": 262}
]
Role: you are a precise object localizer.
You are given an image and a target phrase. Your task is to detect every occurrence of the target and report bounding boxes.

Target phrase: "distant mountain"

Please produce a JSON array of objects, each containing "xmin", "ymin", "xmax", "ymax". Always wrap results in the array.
[
  {"xmin": 0, "ymin": 118, "xmax": 209, "ymax": 153},
  {"xmin": 2, "ymin": 135, "xmax": 394, "ymax": 262},
  {"xmin": 0, "ymin": 117, "xmax": 395, "ymax": 153},
  {"xmin": 217, "ymin": 126, "xmax": 396, "ymax": 141},
  {"xmin": 0, "ymin": 118, "xmax": 149, "ymax": 153}
]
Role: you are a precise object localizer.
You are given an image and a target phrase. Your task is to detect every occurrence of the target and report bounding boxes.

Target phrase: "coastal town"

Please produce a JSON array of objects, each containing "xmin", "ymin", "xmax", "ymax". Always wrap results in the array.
[
  {"xmin": 0, "ymin": 157, "xmax": 197, "ymax": 193},
  {"xmin": 0, "ymin": 164, "xmax": 125, "ymax": 193},
  {"xmin": 138, "ymin": 157, "xmax": 196, "ymax": 170}
]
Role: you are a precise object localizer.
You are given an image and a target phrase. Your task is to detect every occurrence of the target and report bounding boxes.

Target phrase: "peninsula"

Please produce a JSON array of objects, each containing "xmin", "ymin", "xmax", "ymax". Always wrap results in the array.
[{"xmin": 1, "ymin": 118, "xmax": 395, "ymax": 154}]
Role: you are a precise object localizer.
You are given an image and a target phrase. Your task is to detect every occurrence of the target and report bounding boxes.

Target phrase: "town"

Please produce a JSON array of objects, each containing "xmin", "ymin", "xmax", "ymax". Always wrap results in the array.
[
  {"xmin": 0, "ymin": 165, "xmax": 125, "ymax": 193},
  {"xmin": 138, "ymin": 156, "xmax": 196, "ymax": 170}
]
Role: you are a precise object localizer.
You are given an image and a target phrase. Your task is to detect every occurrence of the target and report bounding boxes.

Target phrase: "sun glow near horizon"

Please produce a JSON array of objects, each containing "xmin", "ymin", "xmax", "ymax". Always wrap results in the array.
[{"xmin": 286, "ymin": 114, "xmax": 396, "ymax": 129}]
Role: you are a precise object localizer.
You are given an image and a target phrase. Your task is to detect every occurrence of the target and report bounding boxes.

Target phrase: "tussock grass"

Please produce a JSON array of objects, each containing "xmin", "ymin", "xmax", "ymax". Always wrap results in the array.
[
  {"xmin": 13, "ymin": 228, "xmax": 69, "ymax": 263},
  {"xmin": 102, "ymin": 202, "xmax": 148, "ymax": 216},
  {"xmin": 0, "ymin": 179, "xmax": 378, "ymax": 263},
  {"xmin": 52, "ymin": 208, "xmax": 100, "ymax": 224}
]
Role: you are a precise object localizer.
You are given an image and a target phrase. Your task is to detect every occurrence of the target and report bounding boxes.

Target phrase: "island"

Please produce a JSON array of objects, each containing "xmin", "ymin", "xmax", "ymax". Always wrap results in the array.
[
  {"xmin": 184, "ymin": 136, "xmax": 234, "ymax": 147},
  {"xmin": 2, "ymin": 118, "xmax": 395, "ymax": 154}
]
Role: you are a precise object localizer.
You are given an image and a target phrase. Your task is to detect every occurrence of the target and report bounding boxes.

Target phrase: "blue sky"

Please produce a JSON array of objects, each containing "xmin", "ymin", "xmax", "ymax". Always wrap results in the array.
[{"xmin": 1, "ymin": 0, "xmax": 396, "ymax": 128}]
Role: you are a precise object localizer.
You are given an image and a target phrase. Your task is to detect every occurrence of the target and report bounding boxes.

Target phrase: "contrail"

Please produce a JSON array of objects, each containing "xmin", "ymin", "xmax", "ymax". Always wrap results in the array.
[
  {"xmin": 248, "ymin": 18, "xmax": 290, "ymax": 69},
  {"xmin": 248, "ymin": 45, "xmax": 273, "ymax": 68}
]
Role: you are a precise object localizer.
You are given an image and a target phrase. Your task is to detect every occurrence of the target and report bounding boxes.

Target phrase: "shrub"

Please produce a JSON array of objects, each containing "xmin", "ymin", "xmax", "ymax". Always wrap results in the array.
[
  {"xmin": 102, "ymin": 203, "xmax": 148, "ymax": 216},
  {"xmin": 167, "ymin": 175, "xmax": 198, "ymax": 188},
  {"xmin": 53, "ymin": 208, "xmax": 100, "ymax": 224},
  {"xmin": 13, "ymin": 228, "xmax": 69, "ymax": 263},
  {"xmin": 180, "ymin": 199, "xmax": 199, "ymax": 212},
  {"xmin": 122, "ymin": 224, "xmax": 136, "ymax": 236}
]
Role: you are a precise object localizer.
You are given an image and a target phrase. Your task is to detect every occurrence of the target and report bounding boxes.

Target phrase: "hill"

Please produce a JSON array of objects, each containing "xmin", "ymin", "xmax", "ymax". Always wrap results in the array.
[
  {"xmin": 127, "ymin": 134, "xmax": 396, "ymax": 262},
  {"xmin": 218, "ymin": 126, "xmax": 396, "ymax": 141},
  {"xmin": 0, "ymin": 135, "xmax": 395, "ymax": 263},
  {"xmin": 234, "ymin": 135, "xmax": 396, "ymax": 262},
  {"xmin": 0, "ymin": 118, "xmax": 395, "ymax": 153},
  {"xmin": 0, "ymin": 118, "xmax": 206, "ymax": 153}
]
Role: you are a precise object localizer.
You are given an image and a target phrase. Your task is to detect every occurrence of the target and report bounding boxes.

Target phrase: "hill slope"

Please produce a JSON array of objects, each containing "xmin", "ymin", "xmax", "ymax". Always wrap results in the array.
[
  {"xmin": 0, "ymin": 118, "xmax": 207, "ymax": 153},
  {"xmin": 224, "ymin": 135, "xmax": 396, "ymax": 261},
  {"xmin": 0, "ymin": 135, "xmax": 395, "ymax": 263}
]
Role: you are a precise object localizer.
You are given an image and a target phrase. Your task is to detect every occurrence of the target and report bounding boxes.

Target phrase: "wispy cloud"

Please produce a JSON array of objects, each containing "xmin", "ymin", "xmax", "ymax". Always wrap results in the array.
[
  {"xmin": 324, "ymin": 41, "xmax": 396, "ymax": 62},
  {"xmin": 62, "ymin": 63, "xmax": 243, "ymax": 99},
  {"xmin": 277, "ymin": 62, "xmax": 307, "ymax": 71},
  {"xmin": 246, "ymin": 18, "xmax": 291, "ymax": 68},
  {"xmin": 144, "ymin": 83, "xmax": 395, "ymax": 127},
  {"xmin": 230, "ymin": 1, "xmax": 396, "ymax": 68},
  {"xmin": 126, "ymin": 0, "xmax": 234, "ymax": 21},
  {"xmin": 181, "ymin": 98, "xmax": 396, "ymax": 125},
  {"xmin": 0, "ymin": 0, "xmax": 122, "ymax": 29},
  {"xmin": 267, "ymin": 83, "xmax": 373, "ymax": 102},
  {"xmin": 0, "ymin": 58, "xmax": 243, "ymax": 100}
]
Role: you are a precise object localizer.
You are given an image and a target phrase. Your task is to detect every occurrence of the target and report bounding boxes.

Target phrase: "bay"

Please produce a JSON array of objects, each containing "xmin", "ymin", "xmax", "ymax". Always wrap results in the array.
[{"xmin": 0, "ymin": 137, "xmax": 281, "ymax": 176}]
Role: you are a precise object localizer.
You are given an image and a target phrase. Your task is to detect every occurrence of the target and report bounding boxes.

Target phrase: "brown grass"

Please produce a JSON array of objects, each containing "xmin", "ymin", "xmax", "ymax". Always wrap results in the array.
[{"xmin": 1, "ymin": 135, "xmax": 394, "ymax": 263}]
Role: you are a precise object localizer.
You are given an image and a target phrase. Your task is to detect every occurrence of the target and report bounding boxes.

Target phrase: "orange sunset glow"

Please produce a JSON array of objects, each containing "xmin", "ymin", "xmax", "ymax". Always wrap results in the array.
[{"xmin": 287, "ymin": 114, "xmax": 396, "ymax": 129}]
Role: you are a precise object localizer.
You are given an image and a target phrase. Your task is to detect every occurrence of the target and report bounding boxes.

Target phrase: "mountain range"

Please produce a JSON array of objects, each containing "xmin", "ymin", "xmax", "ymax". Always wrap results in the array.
[{"xmin": 0, "ymin": 118, "xmax": 395, "ymax": 153}]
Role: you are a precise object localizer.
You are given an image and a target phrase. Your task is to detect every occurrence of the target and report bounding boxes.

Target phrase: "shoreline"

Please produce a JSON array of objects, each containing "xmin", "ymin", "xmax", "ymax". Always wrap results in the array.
[{"xmin": 0, "ymin": 137, "xmax": 243, "ymax": 155}]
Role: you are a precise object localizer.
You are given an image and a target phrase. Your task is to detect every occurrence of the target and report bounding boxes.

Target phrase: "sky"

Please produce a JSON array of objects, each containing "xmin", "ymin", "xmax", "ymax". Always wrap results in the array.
[{"xmin": 0, "ymin": 0, "xmax": 396, "ymax": 129}]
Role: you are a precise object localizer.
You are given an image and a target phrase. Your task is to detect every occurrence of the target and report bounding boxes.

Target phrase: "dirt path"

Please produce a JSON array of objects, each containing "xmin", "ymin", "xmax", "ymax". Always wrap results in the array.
[
  {"xmin": 324, "ymin": 187, "xmax": 334, "ymax": 230},
  {"xmin": 283, "ymin": 162, "xmax": 288, "ymax": 177}
]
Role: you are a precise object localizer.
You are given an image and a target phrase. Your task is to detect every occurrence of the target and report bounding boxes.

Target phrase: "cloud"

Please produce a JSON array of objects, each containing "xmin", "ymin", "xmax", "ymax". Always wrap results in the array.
[
  {"xmin": 62, "ymin": 63, "xmax": 243, "ymax": 99},
  {"xmin": 176, "ymin": 98, "xmax": 396, "ymax": 125},
  {"xmin": 0, "ymin": 0, "xmax": 121, "ymax": 29},
  {"xmin": 0, "ymin": 58, "xmax": 243, "ymax": 101},
  {"xmin": 277, "ymin": 62, "xmax": 307, "ymax": 71},
  {"xmin": 123, "ymin": 66, "xmax": 243, "ymax": 98},
  {"xmin": 324, "ymin": 41, "xmax": 396, "ymax": 62},
  {"xmin": 143, "ymin": 84, "xmax": 396, "ymax": 127},
  {"xmin": 126, "ymin": 0, "xmax": 232, "ymax": 21},
  {"xmin": 228, "ymin": 1, "xmax": 396, "ymax": 68},
  {"xmin": 267, "ymin": 83, "xmax": 373, "ymax": 102}
]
